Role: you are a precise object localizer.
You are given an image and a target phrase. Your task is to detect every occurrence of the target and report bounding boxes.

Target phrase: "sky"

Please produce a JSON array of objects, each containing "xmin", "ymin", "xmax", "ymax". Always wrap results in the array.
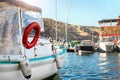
[{"xmin": 20, "ymin": 0, "xmax": 120, "ymax": 26}]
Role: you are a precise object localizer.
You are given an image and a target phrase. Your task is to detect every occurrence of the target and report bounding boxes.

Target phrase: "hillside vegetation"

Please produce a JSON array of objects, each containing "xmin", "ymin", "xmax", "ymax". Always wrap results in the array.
[{"xmin": 42, "ymin": 18, "xmax": 99, "ymax": 42}]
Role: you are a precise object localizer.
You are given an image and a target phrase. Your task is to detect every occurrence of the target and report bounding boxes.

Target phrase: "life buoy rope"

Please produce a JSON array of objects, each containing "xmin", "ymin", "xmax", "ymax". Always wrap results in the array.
[{"xmin": 22, "ymin": 22, "xmax": 40, "ymax": 49}]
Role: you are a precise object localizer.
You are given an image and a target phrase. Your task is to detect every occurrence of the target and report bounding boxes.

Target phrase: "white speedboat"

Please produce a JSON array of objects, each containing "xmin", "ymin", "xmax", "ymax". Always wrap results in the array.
[
  {"xmin": 76, "ymin": 40, "xmax": 95, "ymax": 54},
  {"xmin": 0, "ymin": 1, "xmax": 66, "ymax": 80}
]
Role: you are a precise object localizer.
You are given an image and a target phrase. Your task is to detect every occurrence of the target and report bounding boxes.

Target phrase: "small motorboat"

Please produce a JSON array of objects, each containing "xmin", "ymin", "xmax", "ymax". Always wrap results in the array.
[{"xmin": 75, "ymin": 40, "xmax": 95, "ymax": 54}]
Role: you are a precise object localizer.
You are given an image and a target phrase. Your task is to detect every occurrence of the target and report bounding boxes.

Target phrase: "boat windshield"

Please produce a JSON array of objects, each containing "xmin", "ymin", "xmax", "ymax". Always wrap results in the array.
[
  {"xmin": 0, "ymin": 5, "xmax": 44, "ymax": 55},
  {"xmin": 80, "ymin": 40, "xmax": 93, "ymax": 46},
  {"xmin": 21, "ymin": 10, "xmax": 44, "ymax": 33},
  {"xmin": 0, "ymin": 6, "xmax": 21, "ymax": 55}
]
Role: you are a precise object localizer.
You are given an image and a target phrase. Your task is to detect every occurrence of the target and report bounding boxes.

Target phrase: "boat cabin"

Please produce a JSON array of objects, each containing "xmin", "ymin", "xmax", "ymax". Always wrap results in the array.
[
  {"xmin": 99, "ymin": 16, "xmax": 120, "ymax": 44},
  {"xmin": 0, "ymin": 1, "xmax": 44, "ymax": 56}
]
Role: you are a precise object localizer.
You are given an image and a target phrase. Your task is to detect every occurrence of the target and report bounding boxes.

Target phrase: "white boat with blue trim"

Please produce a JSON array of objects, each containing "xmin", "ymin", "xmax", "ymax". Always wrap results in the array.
[{"xmin": 0, "ymin": 0, "xmax": 66, "ymax": 80}]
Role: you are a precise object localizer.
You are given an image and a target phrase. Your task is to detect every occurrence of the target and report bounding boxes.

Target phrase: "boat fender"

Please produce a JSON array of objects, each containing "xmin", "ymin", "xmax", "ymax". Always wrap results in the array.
[
  {"xmin": 55, "ymin": 50, "xmax": 62, "ymax": 69},
  {"xmin": 51, "ymin": 45, "xmax": 54, "ymax": 51},
  {"xmin": 22, "ymin": 22, "xmax": 40, "ymax": 49},
  {"xmin": 113, "ymin": 44, "xmax": 119, "ymax": 52},
  {"xmin": 19, "ymin": 60, "xmax": 32, "ymax": 79}
]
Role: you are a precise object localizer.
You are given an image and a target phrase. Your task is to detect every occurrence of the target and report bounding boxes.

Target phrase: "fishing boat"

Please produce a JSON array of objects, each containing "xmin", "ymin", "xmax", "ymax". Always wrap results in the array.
[
  {"xmin": 75, "ymin": 40, "xmax": 95, "ymax": 54},
  {"xmin": 98, "ymin": 16, "xmax": 120, "ymax": 52},
  {"xmin": 0, "ymin": 1, "xmax": 66, "ymax": 80}
]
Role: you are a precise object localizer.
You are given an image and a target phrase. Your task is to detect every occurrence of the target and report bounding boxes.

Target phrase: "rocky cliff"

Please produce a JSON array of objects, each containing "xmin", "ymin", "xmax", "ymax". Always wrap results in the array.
[{"xmin": 42, "ymin": 18, "xmax": 99, "ymax": 42}]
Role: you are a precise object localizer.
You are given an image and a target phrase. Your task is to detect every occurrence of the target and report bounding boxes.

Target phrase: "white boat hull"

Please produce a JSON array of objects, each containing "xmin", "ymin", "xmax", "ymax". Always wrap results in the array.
[
  {"xmin": 0, "ymin": 53, "xmax": 65, "ymax": 80},
  {"xmin": 0, "ymin": 38, "xmax": 66, "ymax": 80},
  {"xmin": 99, "ymin": 42, "xmax": 113, "ymax": 52}
]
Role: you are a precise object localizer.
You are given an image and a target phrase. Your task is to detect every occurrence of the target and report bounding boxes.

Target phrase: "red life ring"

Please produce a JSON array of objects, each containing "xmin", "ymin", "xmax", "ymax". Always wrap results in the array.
[{"xmin": 22, "ymin": 22, "xmax": 40, "ymax": 49}]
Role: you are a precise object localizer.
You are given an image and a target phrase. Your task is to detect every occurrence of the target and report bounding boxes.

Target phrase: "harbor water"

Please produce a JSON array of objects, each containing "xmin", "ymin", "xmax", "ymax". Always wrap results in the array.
[{"xmin": 56, "ymin": 52, "xmax": 120, "ymax": 80}]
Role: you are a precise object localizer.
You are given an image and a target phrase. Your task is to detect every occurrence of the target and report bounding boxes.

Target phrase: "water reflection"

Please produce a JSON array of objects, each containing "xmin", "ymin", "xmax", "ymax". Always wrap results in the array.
[
  {"xmin": 76, "ymin": 52, "xmax": 94, "ymax": 56},
  {"xmin": 99, "ymin": 52, "xmax": 107, "ymax": 60},
  {"xmin": 98, "ymin": 52, "xmax": 108, "ymax": 66},
  {"xmin": 58, "ymin": 52, "xmax": 120, "ymax": 80}
]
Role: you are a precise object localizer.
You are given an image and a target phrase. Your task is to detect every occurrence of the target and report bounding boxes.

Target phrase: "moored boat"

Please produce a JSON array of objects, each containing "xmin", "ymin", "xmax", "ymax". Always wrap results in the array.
[
  {"xmin": 75, "ymin": 40, "xmax": 95, "ymax": 54},
  {"xmin": 98, "ymin": 17, "xmax": 120, "ymax": 52},
  {"xmin": 0, "ymin": 1, "xmax": 66, "ymax": 80},
  {"xmin": 67, "ymin": 41, "xmax": 80, "ymax": 52}
]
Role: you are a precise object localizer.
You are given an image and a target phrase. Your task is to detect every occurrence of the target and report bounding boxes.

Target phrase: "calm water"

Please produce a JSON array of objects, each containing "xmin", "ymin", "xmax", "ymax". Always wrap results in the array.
[{"xmin": 57, "ymin": 52, "xmax": 120, "ymax": 80}]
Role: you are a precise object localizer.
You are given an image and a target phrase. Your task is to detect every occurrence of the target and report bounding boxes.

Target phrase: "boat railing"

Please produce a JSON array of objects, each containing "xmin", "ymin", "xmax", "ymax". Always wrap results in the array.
[{"xmin": 0, "ymin": 55, "xmax": 25, "ymax": 61}]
